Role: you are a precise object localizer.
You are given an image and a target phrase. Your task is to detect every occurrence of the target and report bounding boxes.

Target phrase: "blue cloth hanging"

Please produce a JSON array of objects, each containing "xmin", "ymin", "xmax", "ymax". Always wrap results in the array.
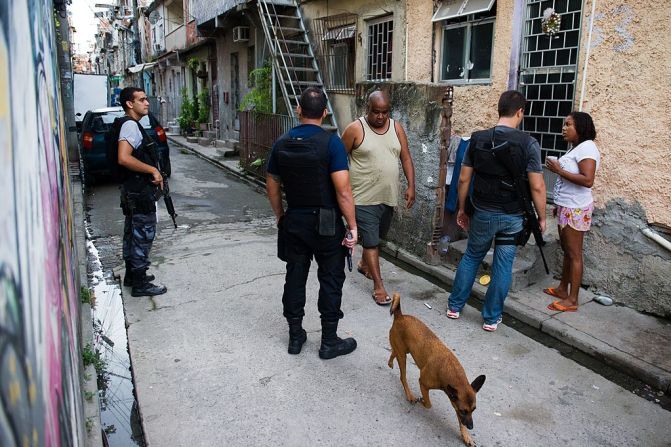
[{"xmin": 445, "ymin": 138, "xmax": 471, "ymax": 213}]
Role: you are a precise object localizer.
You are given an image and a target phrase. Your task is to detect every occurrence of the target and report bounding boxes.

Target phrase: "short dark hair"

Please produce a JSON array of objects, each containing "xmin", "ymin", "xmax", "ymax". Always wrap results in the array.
[
  {"xmin": 120, "ymin": 87, "xmax": 145, "ymax": 111},
  {"xmin": 568, "ymin": 111, "xmax": 597, "ymax": 144},
  {"xmin": 498, "ymin": 90, "xmax": 527, "ymax": 118},
  {"xmin": 298, "ymin": 87, "xmax": 327, "ymax": 119}
]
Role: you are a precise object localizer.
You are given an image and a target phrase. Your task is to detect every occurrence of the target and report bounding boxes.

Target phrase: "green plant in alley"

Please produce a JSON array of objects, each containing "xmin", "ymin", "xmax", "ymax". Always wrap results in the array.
[
  {"xmin": 82, "ymin": 343, "xmax": 105, "ymax": 373},
  {"xmin": 240, "ymin": 66, "xmax": 272, "ymax": 113},
  {"xmin": 85, "ymin": 417, "xmax": 94, "ymax": 433},
  {"xmin": 187, "ymin": 57, "xmax": 200, "ymax": 72},
  {"xmin": 178, "ymin": 88, "xmax": 199, "ymax": 133},
  {"xmin": 198, "ymin": 88, "xmax": 210, "ymax": 124},
  {"xmin": 80, "ymin": 286, "xmax": 92, "ymax": 304}
]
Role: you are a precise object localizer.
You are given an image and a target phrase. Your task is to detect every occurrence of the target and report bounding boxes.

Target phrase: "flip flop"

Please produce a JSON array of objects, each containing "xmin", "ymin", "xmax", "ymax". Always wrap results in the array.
[
  {"xmin": 372, "ymin": 293, "xmax": 392, "ymax": 306},
  {"xmin": 543, "ymin": 287, "xmax": 566, "ymax": 298},
  {"xmin": 547, "ymin": 300, "xmax": 578, "ymax": 312}
]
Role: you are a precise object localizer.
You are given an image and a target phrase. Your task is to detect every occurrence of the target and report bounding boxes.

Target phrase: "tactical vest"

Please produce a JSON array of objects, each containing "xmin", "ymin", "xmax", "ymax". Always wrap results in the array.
[
  {"xmin": 470, "ymin": 127, "xmax": 531, "ymax": 214},
  {"xmin": 275, "ymin": 130, "xmax": 338, "ymax": 209},
  {"xmin": 115, "ymin": 116, "xmax": 160, "ymax": 192}
]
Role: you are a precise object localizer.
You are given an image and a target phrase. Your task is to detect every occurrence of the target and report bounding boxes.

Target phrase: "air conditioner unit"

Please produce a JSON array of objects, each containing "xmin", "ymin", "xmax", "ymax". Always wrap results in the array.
[{"xmin": 233, "ymin": 26, "xmax": 250, "ymax": 42}]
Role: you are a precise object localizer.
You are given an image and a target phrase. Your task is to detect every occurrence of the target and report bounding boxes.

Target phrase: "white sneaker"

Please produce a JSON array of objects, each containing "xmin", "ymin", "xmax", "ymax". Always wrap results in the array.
[{"xmin": 482, "ymin": 316, "xmax": 503, "ymax": 332}]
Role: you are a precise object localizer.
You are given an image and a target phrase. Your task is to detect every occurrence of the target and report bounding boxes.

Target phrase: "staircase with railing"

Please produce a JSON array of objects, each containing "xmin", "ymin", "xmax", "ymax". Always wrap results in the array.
[{"xmin": 257, "ymin": 0, "xmax": 338, "ymax": 132}]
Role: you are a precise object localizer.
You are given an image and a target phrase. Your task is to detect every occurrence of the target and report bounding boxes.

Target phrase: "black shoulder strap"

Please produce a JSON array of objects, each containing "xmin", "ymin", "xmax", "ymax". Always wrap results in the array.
[{"xmin": 309, "ymin": 129, "xmax": 332, "ymax": 146}]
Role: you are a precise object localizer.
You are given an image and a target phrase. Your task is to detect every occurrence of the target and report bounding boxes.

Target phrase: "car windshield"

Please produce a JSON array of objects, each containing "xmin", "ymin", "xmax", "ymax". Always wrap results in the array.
[{"xmin": 91, "ymin": 111, "xmax": 152, "ymax": 132}]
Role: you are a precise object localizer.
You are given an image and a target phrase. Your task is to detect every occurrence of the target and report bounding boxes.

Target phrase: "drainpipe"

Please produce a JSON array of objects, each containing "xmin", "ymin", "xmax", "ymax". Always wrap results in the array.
[
  {"xmin": 642, "ymin": 228, "xmax": 671, "ymax": 253},
  {"xmin": 579, "ymin": 0, "xmax": 597, "ymax": 111},
  {"xmin": 272, "ymin": 64, "xmax": 277, "ymax": 113},
  {"xmin": 404, "ymin": 15, "xmax": 408, "ymax": 81},
  {"xmin": 507, "ymin": 0, "xmax": 524, "ymax": 90}
]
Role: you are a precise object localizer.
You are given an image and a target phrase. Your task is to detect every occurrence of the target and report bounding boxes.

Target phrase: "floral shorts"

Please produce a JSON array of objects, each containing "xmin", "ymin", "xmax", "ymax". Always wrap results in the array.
[{"xmin": 555, "ymin": 202, "xmax": 594, "ymax": 232}]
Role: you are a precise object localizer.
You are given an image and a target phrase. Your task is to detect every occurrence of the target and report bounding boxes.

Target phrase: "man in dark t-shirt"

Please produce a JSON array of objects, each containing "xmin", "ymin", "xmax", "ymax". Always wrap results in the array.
[
  {"xmin": 266, "ymin": 88, "xmax": 358, "ymax": 360},
  {"xmin": 446, "ymin": 90, "xmax": 547, "ymax": 332}
]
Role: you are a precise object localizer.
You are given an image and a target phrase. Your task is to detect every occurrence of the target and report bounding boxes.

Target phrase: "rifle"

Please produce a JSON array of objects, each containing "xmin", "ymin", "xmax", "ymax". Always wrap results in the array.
[
  {"xmin": 145, "ymin": 138, "xmax": 178, "ymax": 228},
  {"xmin": 161, "ymin": 174, "xmax": 178, "ymax": 228},
  {"xmin": 491, "ymin": 140, "xmax": 549, "ymax": 275}
]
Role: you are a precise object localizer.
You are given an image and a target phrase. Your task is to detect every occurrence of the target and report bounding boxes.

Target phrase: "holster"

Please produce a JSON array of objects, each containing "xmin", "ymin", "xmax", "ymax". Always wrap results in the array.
[
  {"xmin": 317, "ymin": 208, "xmax": 336, "ymax": 236},
  {"xmin": 277, "ymin": 215, "xmax": 288, "ymax": 262},
  {"xmin": 120, "ymin": 182, "xmax": 158, "ymax": 215}
]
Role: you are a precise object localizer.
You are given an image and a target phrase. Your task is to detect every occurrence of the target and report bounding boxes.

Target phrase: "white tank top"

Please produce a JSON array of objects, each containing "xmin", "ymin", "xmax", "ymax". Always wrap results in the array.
[{"xmin": 348, "ymin": 117, "xmax": 402, "ymax": 206}]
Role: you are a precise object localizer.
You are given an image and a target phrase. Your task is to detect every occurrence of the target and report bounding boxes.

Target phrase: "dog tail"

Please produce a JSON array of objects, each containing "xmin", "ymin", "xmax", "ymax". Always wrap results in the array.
[{"xmin": 390, "ymin": 293, "xmax": 402, "ymax": 317}]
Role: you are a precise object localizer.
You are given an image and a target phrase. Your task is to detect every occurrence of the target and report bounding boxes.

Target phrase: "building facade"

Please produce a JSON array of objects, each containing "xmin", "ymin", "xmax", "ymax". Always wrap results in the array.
[{"xmin": 236, "ymin": 0, "xmax": 671, "ymax": 316}]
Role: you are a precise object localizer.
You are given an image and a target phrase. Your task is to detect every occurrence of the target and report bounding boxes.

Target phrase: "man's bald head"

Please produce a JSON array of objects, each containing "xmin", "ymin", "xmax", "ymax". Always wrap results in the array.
[
  {"xmin": 367, "ymin": 91, "xmax": 390, "ymax": 109},
  {"xmin": 365, "ymin": 91, "xmax": 391, "ymax": 129}
]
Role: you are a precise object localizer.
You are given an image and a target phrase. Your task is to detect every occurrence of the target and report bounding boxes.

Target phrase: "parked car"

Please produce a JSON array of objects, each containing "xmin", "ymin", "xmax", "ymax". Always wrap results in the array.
[{"xmin": 79, "ymin": 106, "xmax": 171, "ymax": 183}]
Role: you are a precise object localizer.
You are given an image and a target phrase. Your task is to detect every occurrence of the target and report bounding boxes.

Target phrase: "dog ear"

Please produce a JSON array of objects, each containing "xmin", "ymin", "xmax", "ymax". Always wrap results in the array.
[
  {"xmin": 471, "ymin": 375, "xmax": 486, "ymax": 393},
  {"xmin": 446, "ymin": 385, "xmax": 458, "ymax": 401}
]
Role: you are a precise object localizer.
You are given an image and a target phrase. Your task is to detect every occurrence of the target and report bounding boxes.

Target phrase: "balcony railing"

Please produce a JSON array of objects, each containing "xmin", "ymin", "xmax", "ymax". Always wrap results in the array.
[
  {"xmin": 239, "ymin": 111, "xmax": 298, "ymax": 179},
  {"xmin": 165, "ymin": 25, "xmax": 186, "ymax": 52}
]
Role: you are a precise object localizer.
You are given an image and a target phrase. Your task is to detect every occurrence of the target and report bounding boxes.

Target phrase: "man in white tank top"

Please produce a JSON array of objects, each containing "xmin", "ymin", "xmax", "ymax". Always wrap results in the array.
[{"xmin": 342, "ymin": 91, "xmax": 416, "ymax": 305}]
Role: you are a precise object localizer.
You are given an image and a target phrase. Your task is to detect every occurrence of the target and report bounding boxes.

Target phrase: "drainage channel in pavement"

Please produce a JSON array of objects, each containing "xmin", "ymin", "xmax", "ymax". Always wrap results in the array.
[
  {"xmin": 86, "ymin": 224, "xmax": 146, "ymax": 446},
  {"xmin": 381, "ymin": 251, "xmax": 671, "ymax": 412}
]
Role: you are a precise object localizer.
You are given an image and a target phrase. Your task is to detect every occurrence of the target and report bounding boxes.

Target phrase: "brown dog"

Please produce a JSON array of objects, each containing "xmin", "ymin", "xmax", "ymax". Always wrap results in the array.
[{"xmin": 388, "ymin": 293, "xmax": 486, "ymax": 447}]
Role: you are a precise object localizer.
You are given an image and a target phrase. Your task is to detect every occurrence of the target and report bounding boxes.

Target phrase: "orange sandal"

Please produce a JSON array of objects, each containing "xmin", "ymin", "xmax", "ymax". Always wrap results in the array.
[
  {"xmin": 543, "ymin": 287, "xmax": 566, "ymax": 298},
  {"xmin": 547, "ymin": 300, "xmax": 578, "ymax": 312}
]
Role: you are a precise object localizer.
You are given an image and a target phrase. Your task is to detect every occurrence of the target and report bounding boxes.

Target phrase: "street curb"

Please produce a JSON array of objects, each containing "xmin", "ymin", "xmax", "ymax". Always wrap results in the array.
[
  {"xmin": 171, "ymin": 136, "xmax": 671, "ymax": 394},
  {"xmin": 383, "ymin": 242, "xmax": 671, "ymax": 393},
  {"xmin": 167, "ymin": 136, "xmax": 266, "ymax": 190},
  {"xmin": 71, "ymin": 171, "xmax": 104, "ymax": 446}
]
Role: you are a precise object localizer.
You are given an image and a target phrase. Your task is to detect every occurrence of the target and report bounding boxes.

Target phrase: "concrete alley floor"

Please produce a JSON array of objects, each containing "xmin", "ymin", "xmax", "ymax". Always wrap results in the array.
[{"xmin": 88, "ymin": 146, "xmax": 670, "ymax": 446}]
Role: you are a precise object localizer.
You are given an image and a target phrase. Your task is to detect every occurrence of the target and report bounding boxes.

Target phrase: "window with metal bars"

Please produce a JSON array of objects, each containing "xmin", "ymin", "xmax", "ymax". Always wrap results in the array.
[
  {"xmin": 438, "ymin": 2, "xmax": 496, "ymax": 83},
  {"xmin": 311, "ymin": 14, "xmax": 357, "ymax": 93},
  {"xmin": 366, "ymin": 15, "xmax": 393, "ymax": 81},
  {"xmin": 520, "ymin": 0, "xmax": 584, "ymax": 162}
]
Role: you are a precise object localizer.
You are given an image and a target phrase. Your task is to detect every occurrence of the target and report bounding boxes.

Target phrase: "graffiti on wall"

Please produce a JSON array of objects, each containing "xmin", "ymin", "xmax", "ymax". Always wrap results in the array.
[{"xmin": 0, "ymin": 1, "xmax": 84, "ymax": 446}]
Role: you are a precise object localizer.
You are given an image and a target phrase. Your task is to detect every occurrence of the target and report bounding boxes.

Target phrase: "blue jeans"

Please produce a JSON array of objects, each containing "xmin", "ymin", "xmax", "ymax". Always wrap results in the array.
[{"xmin": 448, "ymin": 209, "xmax": 524, "ymax": 324}]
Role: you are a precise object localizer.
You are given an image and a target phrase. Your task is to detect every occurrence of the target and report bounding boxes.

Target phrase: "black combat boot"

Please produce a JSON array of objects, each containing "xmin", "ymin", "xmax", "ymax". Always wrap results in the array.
[
  {"xmin": 123, "ymin": 262, "xmax": 154, "ymax": 287},
  {"xmin": 318, "ymin": 320, "xmax": 357, "ymax": 360},
  {"xmin": 287, "ymin": 318, "xmax": 307, "ymax": 355},
  {"xmin": 130, "ymin": 270, "xmax": 167, "ymax": 297}
]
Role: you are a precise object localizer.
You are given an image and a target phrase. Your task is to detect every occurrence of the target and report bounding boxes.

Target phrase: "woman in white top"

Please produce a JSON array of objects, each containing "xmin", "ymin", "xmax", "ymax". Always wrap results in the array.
[{"xmin": 544, "ymin": 112, "xmax": 600, "ymax": 312}]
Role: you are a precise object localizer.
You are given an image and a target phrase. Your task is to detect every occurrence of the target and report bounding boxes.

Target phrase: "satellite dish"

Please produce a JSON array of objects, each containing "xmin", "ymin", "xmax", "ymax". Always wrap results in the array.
[{"xmin": 148, "ymin": 10, "xmax": 161, "ymax": 25}]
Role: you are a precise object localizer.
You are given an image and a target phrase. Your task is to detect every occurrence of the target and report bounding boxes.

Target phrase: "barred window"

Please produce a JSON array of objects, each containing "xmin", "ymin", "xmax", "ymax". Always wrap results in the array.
[
  {"xmin": 312, "ymin": 14, "xmax": 357, "ymax": 93},
  {"xmin": 435, "ymin": 0, "xmax": 496, "ymax": 83},
  {"xmin": 366, "ymin": 15, "xmax": 393, "ymax": 81}
]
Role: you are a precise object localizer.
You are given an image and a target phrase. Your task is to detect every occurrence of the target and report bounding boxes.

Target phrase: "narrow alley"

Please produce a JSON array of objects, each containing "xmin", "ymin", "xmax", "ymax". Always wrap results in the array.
[{"xmin": 85, "ymin": 148, "xmax": 670, "ymax": 446}]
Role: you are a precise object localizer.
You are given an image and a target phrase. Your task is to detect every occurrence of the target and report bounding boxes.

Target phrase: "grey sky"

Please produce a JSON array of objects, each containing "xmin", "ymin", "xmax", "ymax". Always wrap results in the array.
[{"xmin": 70, "ymin": 0, "xmax": 103, "ymax": 53}]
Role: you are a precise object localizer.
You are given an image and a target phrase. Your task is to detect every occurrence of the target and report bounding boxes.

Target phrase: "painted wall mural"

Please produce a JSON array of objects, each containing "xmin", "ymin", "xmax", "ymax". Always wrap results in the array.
[{"xmin": 0, "ymin": 1, "xmax": 85, "ymax": 446}]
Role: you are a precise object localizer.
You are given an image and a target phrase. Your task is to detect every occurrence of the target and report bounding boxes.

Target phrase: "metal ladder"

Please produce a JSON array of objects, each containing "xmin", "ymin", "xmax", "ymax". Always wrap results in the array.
[{"xmin": 257, "ymin": 0, "xmax": 338, "ymax": 132}]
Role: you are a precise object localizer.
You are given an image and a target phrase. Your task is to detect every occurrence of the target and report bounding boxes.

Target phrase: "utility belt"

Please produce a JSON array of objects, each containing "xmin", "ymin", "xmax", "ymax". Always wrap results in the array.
[
  {"xmin": 492, "ymin": 213, "xmax": 531, "ymax": 247},
  {"xmin": 120, "ymin": 179, "xmax": 160, "ymax": 215},
  {"xmin": 286, "ymin": 207, "xmax": 342, "ymax": 237},
  {"xmin": 495, "ymin": 227, "xmax": 531, "ymax": 247}
]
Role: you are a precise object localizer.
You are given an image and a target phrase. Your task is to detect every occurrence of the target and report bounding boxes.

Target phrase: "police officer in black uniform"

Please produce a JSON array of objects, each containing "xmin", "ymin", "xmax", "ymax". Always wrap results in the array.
[
  {"xmin": 116, "ymin": 87, "xmax": 167, "ymax": 297},
  {"xmin": 266, "ymin": 88, "xmax": 358, "ymax": 359}
]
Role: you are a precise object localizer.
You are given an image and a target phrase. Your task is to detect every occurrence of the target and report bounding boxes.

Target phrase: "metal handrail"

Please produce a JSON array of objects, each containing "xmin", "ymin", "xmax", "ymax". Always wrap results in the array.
[{"xmin": 256, "ymin": 0, "xmax": 338, "ymax": 131}]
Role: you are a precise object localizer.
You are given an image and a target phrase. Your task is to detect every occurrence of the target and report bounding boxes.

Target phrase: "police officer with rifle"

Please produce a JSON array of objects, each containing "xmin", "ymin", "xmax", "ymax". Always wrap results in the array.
[
  {"xmin": 266, "ymin": 88, "xmax": 358, "ymax": 359},
  {"xmin": 116, "ymin": 87, "xmax": 170, "ymax": 297},
  {"xmin": 446, "ymin": 90, "xmax": 547, "ymax": 332}
]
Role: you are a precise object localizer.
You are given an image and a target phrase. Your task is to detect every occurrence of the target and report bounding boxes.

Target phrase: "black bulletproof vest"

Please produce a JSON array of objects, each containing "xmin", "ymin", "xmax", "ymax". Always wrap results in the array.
[
  {"xmin": 115, "ymin": 117, "xmax": 159, "ymax": 188},
  {"xmin": 275, "ymin": 130, "xmax": 337, "ymax": 209},
  {"xmin": 470, "ymin": 127, "xmax": 530, "ymax": 214}
]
